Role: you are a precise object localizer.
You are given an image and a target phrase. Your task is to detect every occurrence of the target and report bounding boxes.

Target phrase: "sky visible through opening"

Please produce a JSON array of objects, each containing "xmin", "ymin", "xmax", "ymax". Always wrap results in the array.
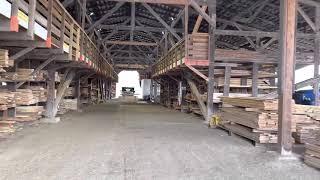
[{"xmin": 116, "ymin": 71, "xmax": 142, "ymax": 98}]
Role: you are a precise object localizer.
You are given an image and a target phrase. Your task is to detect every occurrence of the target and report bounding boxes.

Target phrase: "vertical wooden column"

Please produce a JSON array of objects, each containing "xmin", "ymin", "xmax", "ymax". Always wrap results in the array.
[
  {"xmin": 252, "ymin": 63, "xmax": 259, "ymax": 97},
  {"xmin": 46, "ymin": 0, "xmax": 53, "ymax": 48},
  {"xmin": 314, "ymin": 7, "xmax": 320, "ymax": 106},
  {"xmin": 278, "ymin": 0, "xmax": 297, "ymax": 156},
  {"xmin": 75, "ymin": 78, "xmax": 81, "ymax": 110},
  {"xmin": 206, "ymin": 1, "xmax": 216, "ymax": 122},
  {"xmin": 10, "ymin": 0, "xmax": 19, "ymax": 32},
  {"xmin": 223, "ymin": 66, "xmax": 231, "ymax": 96},
  {"xmin": 181, "ymin": 80, "xmax": 187, "ymax": 112},
  {"xmin": 27, "ymin": 0, "xmax": 36, "ymax": 39},
  {"xmin": 184, "ymin": 4, "xmax": 189, "ymax": 57},
  {"xmin": 46, "ymin": 70, "xmax": 56, "ymax": 119}
]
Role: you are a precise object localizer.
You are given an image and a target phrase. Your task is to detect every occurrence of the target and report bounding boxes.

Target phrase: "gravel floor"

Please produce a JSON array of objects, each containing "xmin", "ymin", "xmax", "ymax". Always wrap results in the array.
[{"xmin": 0, "ymin": 102, "xmax": 319, "ymax": 180}]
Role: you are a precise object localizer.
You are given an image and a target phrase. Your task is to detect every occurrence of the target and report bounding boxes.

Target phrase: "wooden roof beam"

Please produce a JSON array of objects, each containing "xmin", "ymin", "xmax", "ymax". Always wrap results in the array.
[
  {"xmin": 87, "ymin": 2, "xmax": 125, "ymax": 32},
  {"xmin": 142, "ymin": 3, "xmax": 181, "ymax": 41},
  {"xmin": 105, "ymin": 40, "xmax": 158, "ymax": 46}
]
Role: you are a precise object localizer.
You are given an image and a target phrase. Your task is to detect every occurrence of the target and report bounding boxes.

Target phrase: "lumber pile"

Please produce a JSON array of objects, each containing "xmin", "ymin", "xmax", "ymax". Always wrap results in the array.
[
  {"xmin": 0, "ymin": 120, "xmax": 16, "ymax": 134},
  {"xmin": 295, "ymin": 124, "xmax": 320, "ymax": 144},
  {"xmin": 305, "ymin": 142, "xmax": 320, "ymax": 169},
  {"xmin": 58, "ymin": 99, "xmax": 78, "ymax": 114},
  {"xmin": 13, "ymin": 89, "xmax": 38, "ymax": 105},
  {"xmin": 0, "ymin": 91, "xmax": 15, "ymax": 106},
  {"xmin": 30, "ymin": 86, "xmax": 47, "ymax": 102},
  {"xmin": 0, "ymin": 49, "xmax": 14, "ymax": 69},
  {"xmin": 220, "ymin": 97, "xmax": 320, "ymax": 144},
  {"xmin": 64, "ymin": 87, "xmax": 74, "ymax": 97},
  {"xmin": 15, "ymin": 106, "xmax": 44, "ymax": 121}
]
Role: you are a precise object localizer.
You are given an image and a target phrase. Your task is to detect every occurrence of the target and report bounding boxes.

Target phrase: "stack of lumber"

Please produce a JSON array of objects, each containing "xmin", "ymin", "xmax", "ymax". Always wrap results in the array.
[
  {"xmin": 29, "ymin": 86, "xmax": 47, "ymax": 102},
  {"xmin": 220, "ymin": 97, "xmax": 280, "ymax": 144},
  {"xmin": 0, "ymin": 120, "xmax": 16, "ymax": 133},
  {"xmin": 0, "ymin": 91, "xmax": 15, "ymax": 106},
  {"xmin": 214, "ymin": 69, "xmax": 276, "ymax": 78},
  {"xmin": 58, "ymin": 99, "xmax": 78, "ymax": 114},
  {"xmin": 215, "ymin": 77, "xmax": 274, "ymax": 88},
  {"xmin": 0, "ymin": 72, "xmax": 17, "ymax": 81},
  {"xmin": 64, "ymin": 87, "xmax": 74, "ymax": 97},
  {"xmin": 13, "ymin": 89, "xmax": 38, "ymax": 105},
  {"xmin": 305, "ymin": 142, "xmax": 320, "ymax": 169},
  {"xmin": 16, "ymin": 68, "xmax": 35, "ymax": 81},
  {"xmin": 295, "ymin": 124, "xmax": 320, "ymax": 143},
  {"xmin": 15, "ymin": 106, "xmax": 44, "ymax": 121},
  {"xmin": 0, "ymin": 49, "xmax": 14, "ymax": 68}
]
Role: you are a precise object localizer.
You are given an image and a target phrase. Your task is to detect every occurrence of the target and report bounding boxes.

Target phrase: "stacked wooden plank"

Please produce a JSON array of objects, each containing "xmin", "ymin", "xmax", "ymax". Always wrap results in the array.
[
  {"xmin": 15, "ymin": 106, "xmax": 44, "ymax": 121},
  {"xmin": 13, "ymin": 89, "xmax": 38, "ymax": 105},
  {"xmin": 0, "ymin": 121, "xmax": 16, "ymax": 134},
  {"xmin": 220, "ymin": 97, "xmax": 320, "ymax": 144},
  {"xmin": 215, "ymin": 77, "xmax": 274, "ymax": 88},
  {"xmin": 0, "ymin": 91, "xmax": 15, "ymax": 106},
  {"xmin": 0, "ymin": 72, "xmax": 17, "ymax": 81},
  {"xmin": 305, "ymin": 142, "xmax": 320, "ymax": 169},
  {"xmin": 295, "ymin": 124, "xmax": 320, "ymax": 143},
  {"xmin": 64, "ymin": 87, "xmax": 74, "ymax": 97},
  {"xmin": 58, "ymin": 99, "xmax": 78, "ymax": 114},
  {"xmin": 0, "ymin": 49, "xmax": 14, "ymax": 68},
  {"xmin": 16, "ymin": 68, "xmax": 35, "ymax": 81},
  {"xmin": 29, "ymin": 86, "xmax": 47, "ymax": 102}
]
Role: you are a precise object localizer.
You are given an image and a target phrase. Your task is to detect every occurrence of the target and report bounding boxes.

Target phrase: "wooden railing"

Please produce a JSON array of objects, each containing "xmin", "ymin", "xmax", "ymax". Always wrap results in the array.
[
  {"xmin": 152, "ymin": 33, "xmax": 209, "ymax": 76},
  {"xmin": 5, "ymin": 0, "xmax": 116, "ymax": 79}
]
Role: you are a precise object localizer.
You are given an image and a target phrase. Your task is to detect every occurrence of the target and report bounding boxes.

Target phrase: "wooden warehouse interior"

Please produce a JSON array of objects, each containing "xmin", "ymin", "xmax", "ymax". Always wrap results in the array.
[{"xmin": 0, "ymin": 0, "xmax": 320, "ymax": 178}]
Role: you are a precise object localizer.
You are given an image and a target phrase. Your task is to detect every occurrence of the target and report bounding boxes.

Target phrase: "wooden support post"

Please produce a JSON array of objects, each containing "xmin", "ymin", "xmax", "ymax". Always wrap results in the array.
[
  {"xmin": 46, "ymin": 0, "xmax": 53, "ymax": 48},
  {"xmin": 45, "ymin": 70, "xmax": 56, "ymax": 119},
  {"xmin": 278, "ymin": 0, "xmax": 297, "ymax": 156},
  {"xmin": 252, "ymin": 63, "xmax": 259, "ymax": 97},
  {"xmin": 314, "ymin": 7, "xmax": 320, "ymax": 106},
  {"xmin": 60, "ymin": 12, "xmax": 66, "ymax": 53},
  {"xmin": 10, "ymin": 0, "xmax": 19, "ymax": 32},
  {"xmin": 223, "ymin": 66, "xmax": 231, "ymax": 96},
  {"xmin": 184, "ymin": 4, "xmax": 189, "ymax": 57},
  {"xmin": 75, "ymin": 78, "xmax": 81, "ymax": 110},
  {"xmin": 187, "ymin": 78, "xmax": 207, "ymax": 118},
  {"xmin": 181, "ymin": 80, "xmax": 187, "ymax": 112},
  {"xmin": 27, "ymin": 0, "xmax": 36, "ymax": 39},
  {"xmin": 53, "ymin": 70, "xmax": 76, "ymax": 116},
  {"xmin": 206, "ymin": 1, "xmax": 216, "ymax": 122}
]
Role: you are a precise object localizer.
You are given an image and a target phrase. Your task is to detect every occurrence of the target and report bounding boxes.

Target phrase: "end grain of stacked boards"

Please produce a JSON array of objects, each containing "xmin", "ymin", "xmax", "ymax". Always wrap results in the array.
[
  {"xmin": 0, "ymin": 49, "xmax": 14, "ymax": 72},
  {"xmin": 220, "ymin": 97, "xmax": 320, "ymax": 144}
]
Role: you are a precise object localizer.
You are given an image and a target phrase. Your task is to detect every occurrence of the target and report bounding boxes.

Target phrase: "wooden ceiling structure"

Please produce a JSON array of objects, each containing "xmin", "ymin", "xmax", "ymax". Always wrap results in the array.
[{"xmin": 61, "ymin": 0, "xmax": 319, "ymax": 71}]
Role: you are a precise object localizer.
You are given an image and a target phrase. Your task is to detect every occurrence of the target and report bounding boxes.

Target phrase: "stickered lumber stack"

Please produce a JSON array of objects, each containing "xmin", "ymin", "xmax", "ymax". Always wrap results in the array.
[
  {"xmin": 13, "ymin": 89, "xmax": 38, "ymax": 105},
  {"xmin": 0, "ymin": 120, "xmax": 16, "ymax": 133},
  {"xmin": 0, "ymin": 91, "xmax": 15, "ymax": 107},
  {"xmin": 15, "ymin": 106, "xmax": 44, "ymax": 122},
  {"xmin": 58, "ymin": 99, "xmax": 78, "ymax": 114},
  {"xmin": 305, "ymin": 141, "xmax": 320, "ymax": 169},
  {"xmin": 0, "ymin": 49, "xmax": 14, "ymax": 69},
  {"xmin": 295, "ymin": 124, "xmax": 320, "ymax": 144},
  {"xmin": 220, "ymin": 97, "xmax": 320, "ymax": 144},
  {"xmin": 30, "ymin": 86, "xmax": 47, "ymax": 102}
]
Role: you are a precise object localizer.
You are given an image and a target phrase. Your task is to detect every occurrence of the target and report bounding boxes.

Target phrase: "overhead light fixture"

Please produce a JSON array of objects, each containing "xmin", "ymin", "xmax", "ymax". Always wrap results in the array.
[
  {"xmin": 170, "ymin": 17, "xmax": 174, "ymax": 21},
  {"xmin": 89, "ymin": 12, "xmax": 94, "ymax": 16},
  {"xmin": 161, "ymin": 31, "xmax": 165, "ymax": 35}
]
